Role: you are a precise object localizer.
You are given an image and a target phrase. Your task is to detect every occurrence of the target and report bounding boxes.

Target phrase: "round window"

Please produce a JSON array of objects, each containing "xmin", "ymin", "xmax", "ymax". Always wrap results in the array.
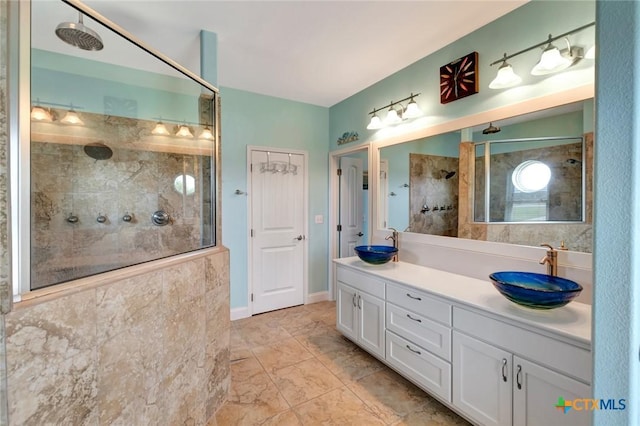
[
  {"xmin": 174, "ymin": 174, "xmax": 196, "ymax": 196},
  {"xmin": 511, "ymin": 160, "xmax": 551, "ymax": 193}
]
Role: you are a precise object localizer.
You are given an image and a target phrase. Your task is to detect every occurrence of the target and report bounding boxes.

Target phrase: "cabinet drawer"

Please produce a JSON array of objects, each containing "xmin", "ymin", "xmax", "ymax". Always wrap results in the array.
[
  {"xmin": 386, "ymin": 303, "xmax": 451, "ymax": 361},
  {"xmin": 386, "ymin": 331, "xmax": 451, "ymax": 402},
  {"xmin": 387, "ymin": 282, "xmax": 451, "ymax": 326},
  {"xmin": 337, "ymin": 266, "xmax": 385, "ymax": 299},
  {"xmin": 453, "ymin": 307, "xmax": 591, "ymax": 384}
]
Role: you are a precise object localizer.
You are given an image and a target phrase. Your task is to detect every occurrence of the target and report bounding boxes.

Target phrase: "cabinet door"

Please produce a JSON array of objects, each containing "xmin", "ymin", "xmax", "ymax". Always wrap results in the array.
[
  {"xmin": 336, "ymin": 282, "xmax": 358, "ymax": 341},
  {"xmin": 513, "ymin": 357, "xmax": 591, "ymax": 426},
  {"xmin": 358, "ymin": 292, "xmax": 385, "ymax": 359},
  {"xmin": 453, "ymin": 332, "xmax": 512, "ymax": 426}
]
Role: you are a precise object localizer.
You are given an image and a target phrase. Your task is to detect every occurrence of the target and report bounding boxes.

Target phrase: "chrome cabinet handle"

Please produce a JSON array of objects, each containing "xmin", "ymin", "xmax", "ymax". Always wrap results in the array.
[
  {"xmin": 406, "ymin": 293, "xmax": 422, "ymax": 301},
  {"xmin": 516, "ymin": 365, "xmax": 522, "ymax": 390},
  {"xmin": 295, "ymin": 235, "xmax": 305, "ymax": 241},
  {"xmin": 357, "ymin": 232, "xmax": 364, "ymax": 237},
  {"xmin": 406, "ymin": 345, "xmax": 421, "ymax": 355},
  {"xmin": 352, "ymin": 293, "xmax": 357, "ymax": 307},
  {"xmin": 406, "ymin": 314, "xmax": 422, "ymax": 323},
  {"xmin": 501, "ymin": 358, "xmax": 508, "ymax": 382},
  {"xmin": 357, "ymin": 295, "xmax": 362, "ymax": 309}
]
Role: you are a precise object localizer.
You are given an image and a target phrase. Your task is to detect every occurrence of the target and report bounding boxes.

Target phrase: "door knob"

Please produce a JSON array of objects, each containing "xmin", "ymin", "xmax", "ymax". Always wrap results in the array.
[
  {"xmin": 357, "ymin": 232, "xmax": 364, "ymax": 237},
  {"xmin": 295, "ymin": 235, "xmax": 305, "ymax": 241}
]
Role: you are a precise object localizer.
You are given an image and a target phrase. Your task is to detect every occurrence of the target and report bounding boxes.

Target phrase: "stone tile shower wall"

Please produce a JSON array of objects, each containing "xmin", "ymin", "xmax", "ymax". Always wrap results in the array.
[
  {"xmin": 409, "ymin": 153, "xmax": 458, "ymax": 236},
  {"xmin": 5, "ymin": 249, "xmax": 230, "ymax": 425},
  {"xmin": 31, "ymin": 110, "xmax": 211, "ymax": 289},
  {"xmin": 459, "ymin": 135, "xmax": 594, "ymax": 253}
]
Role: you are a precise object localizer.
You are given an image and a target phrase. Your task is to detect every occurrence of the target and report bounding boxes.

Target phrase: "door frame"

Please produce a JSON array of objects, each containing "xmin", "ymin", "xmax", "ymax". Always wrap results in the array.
[
  {"xmin": 328, "ymin": 143, "xmax": 372, "ymax": 300},
  {"xmin": 247, "ymin": 145, "xmax": 309, "ymax": 316}
]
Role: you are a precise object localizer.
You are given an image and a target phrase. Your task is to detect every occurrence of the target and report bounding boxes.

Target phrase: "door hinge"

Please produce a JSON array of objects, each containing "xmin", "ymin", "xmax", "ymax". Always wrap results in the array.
[
  {"xmin": 250, "ymin": 163, "xmax": 253, "ymax": 172},
  {"xmin": 337, "ymin": 168, "xmax": 342, "ymax": 176},
  {"xmin": 251, "ymin": 293, "xmax": 254, "ymax": 302},
  {"xmin": 250, "ymin": 229, "xmax": 254, "ymax": 237},
  {"xmin": 337, "ymin": 224, "xmax": 342, "ymax": 232}
]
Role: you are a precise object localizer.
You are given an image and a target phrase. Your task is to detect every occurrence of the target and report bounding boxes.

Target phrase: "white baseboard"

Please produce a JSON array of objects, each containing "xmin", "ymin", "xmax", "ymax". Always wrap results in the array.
[
  {"xmin": 306, "ymin": 291, "xmax": 330, "ymax": 304},
  {"xmin": 230, "ymin": 306, "xmax": 250, "ymax": 321}
]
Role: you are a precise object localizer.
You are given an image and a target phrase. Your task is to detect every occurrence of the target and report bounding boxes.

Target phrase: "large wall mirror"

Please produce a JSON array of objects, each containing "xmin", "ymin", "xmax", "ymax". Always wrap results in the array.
[{"xmin": 378, "ymin": 99, "xmax": 594, "ymax": 253}]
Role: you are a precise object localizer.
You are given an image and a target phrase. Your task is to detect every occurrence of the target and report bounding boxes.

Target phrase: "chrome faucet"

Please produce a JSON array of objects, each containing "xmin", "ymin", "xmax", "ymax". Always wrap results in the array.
[
  {"xmin": 539, "ymin": 243, "xmax": 557, "ymax": 276},
  {"xmin": 385, "ymin": 227, "xmax": 399, "ymax": 262}
]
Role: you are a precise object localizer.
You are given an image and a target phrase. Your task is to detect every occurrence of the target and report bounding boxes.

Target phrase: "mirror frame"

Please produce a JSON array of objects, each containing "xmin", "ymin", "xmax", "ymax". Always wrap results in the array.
[{"xmin": 370, "ymin": 85, "xmax": 594, "ymax": 250}]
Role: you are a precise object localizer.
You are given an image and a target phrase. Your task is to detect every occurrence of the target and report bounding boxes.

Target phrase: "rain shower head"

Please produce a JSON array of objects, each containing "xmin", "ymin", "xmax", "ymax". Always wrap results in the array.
[
  {"xmin": 84, "ymin": 143, "xmax": 112, "ymax": 160},
  {"xmin": 482, "ymin": 122, "xmax": 501, "ymax": 134},
  {"xmin": 55, "ymin": 12, "xmax": 104, "ymax": 51},
  {"xmin": 440, "ymin": 169, "xmax": 456, "ymax": 179}
]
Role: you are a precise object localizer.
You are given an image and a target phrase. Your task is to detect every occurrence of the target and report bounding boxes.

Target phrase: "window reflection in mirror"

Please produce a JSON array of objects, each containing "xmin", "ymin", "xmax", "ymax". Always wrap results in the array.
[{"xmin": 377, "ymin": 99, "xmax": 594, "ymax": 252}]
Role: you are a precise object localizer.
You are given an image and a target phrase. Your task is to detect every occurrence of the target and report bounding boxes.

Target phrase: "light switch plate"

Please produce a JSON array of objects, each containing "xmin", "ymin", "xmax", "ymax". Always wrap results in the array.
[{"xmin": 314, "ymin": 215, "xmax": 324, "ymax": 224}]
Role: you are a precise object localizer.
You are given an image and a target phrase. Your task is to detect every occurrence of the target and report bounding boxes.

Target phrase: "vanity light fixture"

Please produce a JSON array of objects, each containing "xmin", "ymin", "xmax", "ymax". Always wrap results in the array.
[
  {"xmin": 488, "ymin": 21, "xmax": 594, "ymax": 89},
  {"xmin": 175, "ymin": 124, "xmax": 194, "ymax": 138},
  {"xmin": 530, "ymin": 36, "xmax": 574, "ymax": 76},
  {"xmin": 60, "ymin": 108, "xmax": 83, "ymax": 125},
  {"xmin": 366, "ymin": 93, "xmax": 422, "ymax": 130},
  {"xmin": 199, "ymin": 126, "xmax": 214, "ymax": 140},
  {"xmin": 30, "ymin": 105, "xmax": 53, "ymax": 122},
  {"xmin": 488, "ymin": 54, "xmax": 522, "ymax": 89},
  {"xmin": 151, "ymin": 121, "xmax": 170, "ymax": 136}
]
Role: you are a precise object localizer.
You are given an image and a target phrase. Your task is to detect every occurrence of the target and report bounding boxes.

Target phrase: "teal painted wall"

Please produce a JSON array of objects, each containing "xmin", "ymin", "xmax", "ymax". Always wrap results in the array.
[
  {"xmin": 219, "ymin": 87, "xmax": 329, "ymax": 308},
  {"xmin": 329, "ymin": 0, "xmax": 595, "ymax": 150},
  {"xmin": 32, "ymin": 49, "xmax": 203, "ymax": 122},
  {"xmin": 594, "ymin": 2, "xmax": 640, "ymax": 424}
]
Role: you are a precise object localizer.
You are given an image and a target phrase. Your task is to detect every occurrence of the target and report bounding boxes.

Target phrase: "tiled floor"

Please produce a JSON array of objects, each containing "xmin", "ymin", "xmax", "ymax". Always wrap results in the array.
[{"xmin": 211, "ymin": 301, "xmax": 471, "ymax": 425}]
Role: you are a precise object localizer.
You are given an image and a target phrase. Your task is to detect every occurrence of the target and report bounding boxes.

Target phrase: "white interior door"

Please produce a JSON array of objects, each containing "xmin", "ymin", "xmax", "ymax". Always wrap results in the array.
[
  {"xmin": 250, "ymin": 149, "xmax": 306, "ymax": 315},
  {"xmin": 339, "ymin": 157, "xmax": 364, "ymax": 257}
]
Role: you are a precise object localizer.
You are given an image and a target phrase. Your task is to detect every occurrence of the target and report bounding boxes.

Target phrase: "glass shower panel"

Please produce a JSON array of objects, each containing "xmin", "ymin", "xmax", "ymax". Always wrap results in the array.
[{"xmin": 29, "ymin": 1, "xmax": 218, "ymax": 289}]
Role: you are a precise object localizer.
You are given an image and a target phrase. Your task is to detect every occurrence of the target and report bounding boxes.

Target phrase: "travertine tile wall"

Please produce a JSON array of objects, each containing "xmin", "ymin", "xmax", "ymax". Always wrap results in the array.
[
  {"xmin": 5, "ymin": 249, "xmax": 230, "ymax": 425},
  {"xmin": 408, "ymin": 153, "xmax": 458, "ymax": 236},
  {"xmin": 459, "ymin": 135, "xmax": 594, "ymax": 253},
  {"xmin": 31, "ymin": 109, "xmax": 211, "ymax": 289}
]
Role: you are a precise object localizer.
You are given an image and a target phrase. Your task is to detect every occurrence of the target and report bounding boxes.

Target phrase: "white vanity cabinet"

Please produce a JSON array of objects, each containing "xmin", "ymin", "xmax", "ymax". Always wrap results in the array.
[
  {"xmin": 453, "ymin": 308, "xmax": 592, "ymax": 426},
  {"xmin": 333, "ymin": 259, "xmax": 592, "ymax": 426},
  {"xmin": 385, "ymin": 282, "xmax": 453, "ymax": 401},
  {"xmin": 336, "ymin": 267, "xmax": 386, "ymax": 359}
]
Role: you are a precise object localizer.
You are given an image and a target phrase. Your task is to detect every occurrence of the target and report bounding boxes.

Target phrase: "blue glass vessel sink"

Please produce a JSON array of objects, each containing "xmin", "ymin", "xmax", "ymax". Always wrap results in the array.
[
  {"xmin": 489, "ymin": 271, "xmax": 583, "ymax": 309},
  {"xmin": 354, "ymin": 245, "xmax": 398, "ymax": 265}
]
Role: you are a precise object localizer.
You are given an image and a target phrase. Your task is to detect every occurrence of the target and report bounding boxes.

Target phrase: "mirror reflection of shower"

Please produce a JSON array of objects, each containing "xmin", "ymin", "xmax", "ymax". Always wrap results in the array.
[{"xmin": 55, "ymin": 12, "xmax": 104, "ymax": 51}]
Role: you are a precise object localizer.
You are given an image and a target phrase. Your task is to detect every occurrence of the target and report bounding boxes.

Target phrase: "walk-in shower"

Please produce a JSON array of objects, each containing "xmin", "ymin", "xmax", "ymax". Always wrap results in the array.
[{"xmin": 27, "ymin": 0, "xmax": 220, "ymax": 291}]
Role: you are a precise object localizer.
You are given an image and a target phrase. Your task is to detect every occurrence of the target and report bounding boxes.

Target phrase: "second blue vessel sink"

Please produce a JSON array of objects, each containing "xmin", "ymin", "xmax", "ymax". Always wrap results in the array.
[
  {"xmin": 354, "ymin": 245, "xmax": 398, "ymax": 265},
  {"xmin": 489, "ymin": 271, "xmax": 583, "ymax": 309}
]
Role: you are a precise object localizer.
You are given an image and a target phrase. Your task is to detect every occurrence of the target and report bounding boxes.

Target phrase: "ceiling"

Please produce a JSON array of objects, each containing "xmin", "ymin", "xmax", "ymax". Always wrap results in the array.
[{"xmin": 45, "ymin": 1, "xmax": 529, "ymax": 107}]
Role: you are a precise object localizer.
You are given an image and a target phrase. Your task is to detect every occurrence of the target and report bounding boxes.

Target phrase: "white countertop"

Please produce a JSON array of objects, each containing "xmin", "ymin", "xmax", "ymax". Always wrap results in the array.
[{"xmin": 334, "ymin": 257, "xmax": 592, "ymax": 347}]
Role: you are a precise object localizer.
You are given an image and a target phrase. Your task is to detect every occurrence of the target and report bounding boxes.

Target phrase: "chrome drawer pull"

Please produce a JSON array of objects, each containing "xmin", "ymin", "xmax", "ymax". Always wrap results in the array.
[
  {"xmin": 406, "ymin": 293, "xmax": 422, "ymax": 301},
  {"xmin": 501, "ymin": 358, "xmax": 508, "ymax": 382},
  {"xmin": 406, "ymin": 314, "xmax": 422, "ymax": 323},
  {"xmin": 406, "ymin": 345, "xmax": 421, "ymax": 355},
  {"xmin": 516, "ymin": 365, "xmax": 523, "ymax": 390}
]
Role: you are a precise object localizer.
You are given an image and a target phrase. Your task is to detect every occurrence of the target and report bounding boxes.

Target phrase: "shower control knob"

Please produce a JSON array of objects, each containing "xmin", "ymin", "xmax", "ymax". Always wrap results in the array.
[
  {"xmin": 96, "ymin": 214, "xmax": 107, "ymax": 224},
  {"xmin": 152, "ymin": 210, "xmax": 171, "ymax": 226},
  {"xmin": 66, "ymin": 214, "xmax": 79, "ymax": 224},
  {"xmin": 122, "ymin": 212, "xmax": 133, "ymax": 222}
]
